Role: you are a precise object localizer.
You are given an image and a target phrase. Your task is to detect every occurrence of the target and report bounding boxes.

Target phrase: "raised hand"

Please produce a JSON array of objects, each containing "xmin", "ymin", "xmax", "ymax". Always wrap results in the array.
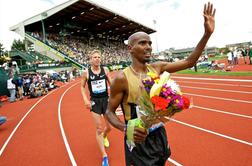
[{"xmin": 203, "ymin": 2, "xmax": 216, "ymax": 35}]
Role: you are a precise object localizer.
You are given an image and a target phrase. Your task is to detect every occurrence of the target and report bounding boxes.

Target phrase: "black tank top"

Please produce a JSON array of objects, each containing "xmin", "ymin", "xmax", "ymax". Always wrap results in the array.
[{"xmin": 87, "ymin": 66, "xmax": 108, "ymax": 98}]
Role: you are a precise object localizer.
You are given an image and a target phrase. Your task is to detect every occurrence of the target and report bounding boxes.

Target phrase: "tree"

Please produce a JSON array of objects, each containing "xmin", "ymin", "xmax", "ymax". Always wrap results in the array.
[
  {"xmin": 219, "ymin": 47, "xmax": 229, "ymax": 55},
  {"xmin": 11, "ymin": 39, "xmax": 25, "ymax": 51},
  {"xmin": 0, "ymin": 43, "xmax": 5, "ymax": 57}
]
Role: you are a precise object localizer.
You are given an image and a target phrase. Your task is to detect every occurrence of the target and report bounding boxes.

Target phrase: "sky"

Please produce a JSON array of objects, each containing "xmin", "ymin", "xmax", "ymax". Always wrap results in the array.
[{"xmin": 0, "ymin": 0, "xmax": 252, "ymax": 52}]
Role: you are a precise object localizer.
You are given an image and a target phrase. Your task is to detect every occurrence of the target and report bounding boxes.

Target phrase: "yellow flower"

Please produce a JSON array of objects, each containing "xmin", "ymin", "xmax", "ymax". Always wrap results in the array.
[
  {"xmin": 154, "ymin": 79, "xmax": 159, "ymax": 84},
  {"xmin": 150, "ymin": 71, "xmax": 170, "ymax": 98},
  {"xmin": 147, "ymin": 72, "xmax": 158, "ymax": 78}
]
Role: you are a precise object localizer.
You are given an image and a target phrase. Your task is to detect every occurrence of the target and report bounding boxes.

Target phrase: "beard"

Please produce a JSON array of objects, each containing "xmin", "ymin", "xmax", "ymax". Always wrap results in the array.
[{"xmin": 144, "ymin": 57, "xmax": 151, "ymax": 63}]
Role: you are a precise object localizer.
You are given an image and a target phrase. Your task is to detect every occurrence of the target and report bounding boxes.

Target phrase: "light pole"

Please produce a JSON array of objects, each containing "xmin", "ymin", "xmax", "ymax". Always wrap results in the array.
[
  {"xmin": 153, "ymin": 19, "xmax": 159, "ymax": 53},
  {"xmin": 41, "ymin": 12, "xmax": 48, "ymax": 42}
]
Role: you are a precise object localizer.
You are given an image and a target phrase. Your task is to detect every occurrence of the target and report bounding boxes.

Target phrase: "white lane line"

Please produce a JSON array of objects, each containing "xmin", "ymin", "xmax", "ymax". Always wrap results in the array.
[
  {"xmin": 58, "ymin": 82, "xmax": 79, "ymax": 166},
  {"xmin": 170, "ymin": 118, "xmax": 252, "ymax": 146},
  {"xmin": 168, "ymin": 158, "xmax": 183, "ymax": 166},
  {"xmin": 182, "ymin": 85, "xmax": 252, "ymax": 94},
  {"xmin": 0, "ymin": 86, "xmax": 63, "ymax": 156},
  {"xmin": 177, "ymin": 80, "xmax": 252, "ymax": 88},
  {"xmin": 193, "ymin": 105, "xmax": 252, "ymax": 119},
  {"xmin": 184, "ymin": 93, "xmax": 252, "ymax": 104},
  {"xmin": 116, "ymin": 104, "xmax": 252, "ymax": 120},
  {"xmin": 172, "ymin": 76, "xmax": 252, "ymax": 82}
]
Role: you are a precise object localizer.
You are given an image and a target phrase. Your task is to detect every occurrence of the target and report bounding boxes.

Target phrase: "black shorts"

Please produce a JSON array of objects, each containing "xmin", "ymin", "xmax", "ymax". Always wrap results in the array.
[
  {"xmin": 124, "ymin": 126, "xmax": 171, "ymax": 166},
  {"xmin": 90, "ymin": 96, "xmax": 108, "ymax": 115}
]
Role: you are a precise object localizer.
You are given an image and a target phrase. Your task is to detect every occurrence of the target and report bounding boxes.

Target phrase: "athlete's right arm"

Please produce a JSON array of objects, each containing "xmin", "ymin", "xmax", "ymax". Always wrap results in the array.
[
  {"xmin": 105, "ymin": 71, "xmax": 127, "ymax": 132},
  {"xmin": 81, "ymin": 69, "xmax": 91, "ymax": 109},
  {"xmin": 106, "ymin": 71, "xmax": 148, "ymax": 141}
]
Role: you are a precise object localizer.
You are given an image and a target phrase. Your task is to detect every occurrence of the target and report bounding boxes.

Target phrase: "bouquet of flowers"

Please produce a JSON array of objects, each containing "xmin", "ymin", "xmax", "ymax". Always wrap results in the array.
[{"xmin": 126, "ymin": 71, "xmax": 191, "ymax": 149}]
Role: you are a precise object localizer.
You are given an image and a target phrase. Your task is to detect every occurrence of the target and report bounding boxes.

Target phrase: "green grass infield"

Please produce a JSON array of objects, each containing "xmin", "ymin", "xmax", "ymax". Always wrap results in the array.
[{"xmin": 176, "ymin": 69, "xmax": 252, "ymax": 76}]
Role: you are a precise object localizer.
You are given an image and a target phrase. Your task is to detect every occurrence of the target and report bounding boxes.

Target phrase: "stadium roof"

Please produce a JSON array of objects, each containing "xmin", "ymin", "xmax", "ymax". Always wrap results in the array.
[{"xmin": 10, "ymin": 0, "xmax": 156, "ymax": 41}]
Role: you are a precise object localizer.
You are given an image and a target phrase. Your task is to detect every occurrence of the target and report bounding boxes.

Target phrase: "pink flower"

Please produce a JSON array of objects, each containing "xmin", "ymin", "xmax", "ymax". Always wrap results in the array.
[{"xmin": 171, "ymin": 95, "xmax": 183, "ymax": 109}]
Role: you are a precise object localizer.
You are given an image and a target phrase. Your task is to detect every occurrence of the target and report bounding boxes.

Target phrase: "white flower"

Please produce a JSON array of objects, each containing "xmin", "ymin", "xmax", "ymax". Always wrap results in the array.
[{"xmin": 166, "ymin": 79, "xmax": 182, "ymax": 94}]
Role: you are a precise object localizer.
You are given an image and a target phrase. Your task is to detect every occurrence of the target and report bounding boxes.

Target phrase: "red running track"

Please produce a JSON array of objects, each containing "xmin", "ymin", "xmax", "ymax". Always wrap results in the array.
[{"xmin": 0, "ymin": 74, "xmax": 252, "ymax": 166}]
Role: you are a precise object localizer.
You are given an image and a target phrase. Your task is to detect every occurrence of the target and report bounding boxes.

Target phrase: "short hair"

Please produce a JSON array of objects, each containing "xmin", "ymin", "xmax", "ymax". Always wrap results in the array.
[
  {"xmin": 128, "ymin": 31, "xmax": 148, "ymax": 46},
  {"xmin": 88, "ymin": 49, "xmax": 101, "ymax": 61},
  {"xmin": 89, "ymin": 50, "xmax": 101, "ymax": 57}
]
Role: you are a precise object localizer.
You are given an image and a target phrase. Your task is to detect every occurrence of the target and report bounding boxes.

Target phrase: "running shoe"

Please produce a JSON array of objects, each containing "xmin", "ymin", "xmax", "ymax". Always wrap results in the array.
[
  {"xmin": 102, "ymin": 156, "xmax": 109, "ymax": 166},
  {"xmin": 103, "ymin": 136, "xmax": 110, "ymax": 148},
  {"xmin": 0, "ymin": 116, "xmax": 7, "ymax": 125}
]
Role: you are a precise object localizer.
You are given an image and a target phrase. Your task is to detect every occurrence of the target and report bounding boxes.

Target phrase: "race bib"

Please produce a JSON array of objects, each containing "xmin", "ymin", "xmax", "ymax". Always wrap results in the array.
[{"xmin": 91, "ymin": 79, "xmax": 106, "ymax": 94}]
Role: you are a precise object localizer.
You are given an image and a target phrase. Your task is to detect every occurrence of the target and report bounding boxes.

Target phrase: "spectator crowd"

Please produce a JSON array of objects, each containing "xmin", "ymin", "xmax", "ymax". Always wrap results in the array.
[{"xmin": 31, "ymin": 32, "xmax": 131, "ymax": 66}]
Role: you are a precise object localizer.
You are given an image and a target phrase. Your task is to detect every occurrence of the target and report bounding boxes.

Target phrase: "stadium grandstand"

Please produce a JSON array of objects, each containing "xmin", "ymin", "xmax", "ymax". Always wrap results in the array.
[{"xmin": 9, "ymin": 0, "xmax": 156, "ymax": 71}]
